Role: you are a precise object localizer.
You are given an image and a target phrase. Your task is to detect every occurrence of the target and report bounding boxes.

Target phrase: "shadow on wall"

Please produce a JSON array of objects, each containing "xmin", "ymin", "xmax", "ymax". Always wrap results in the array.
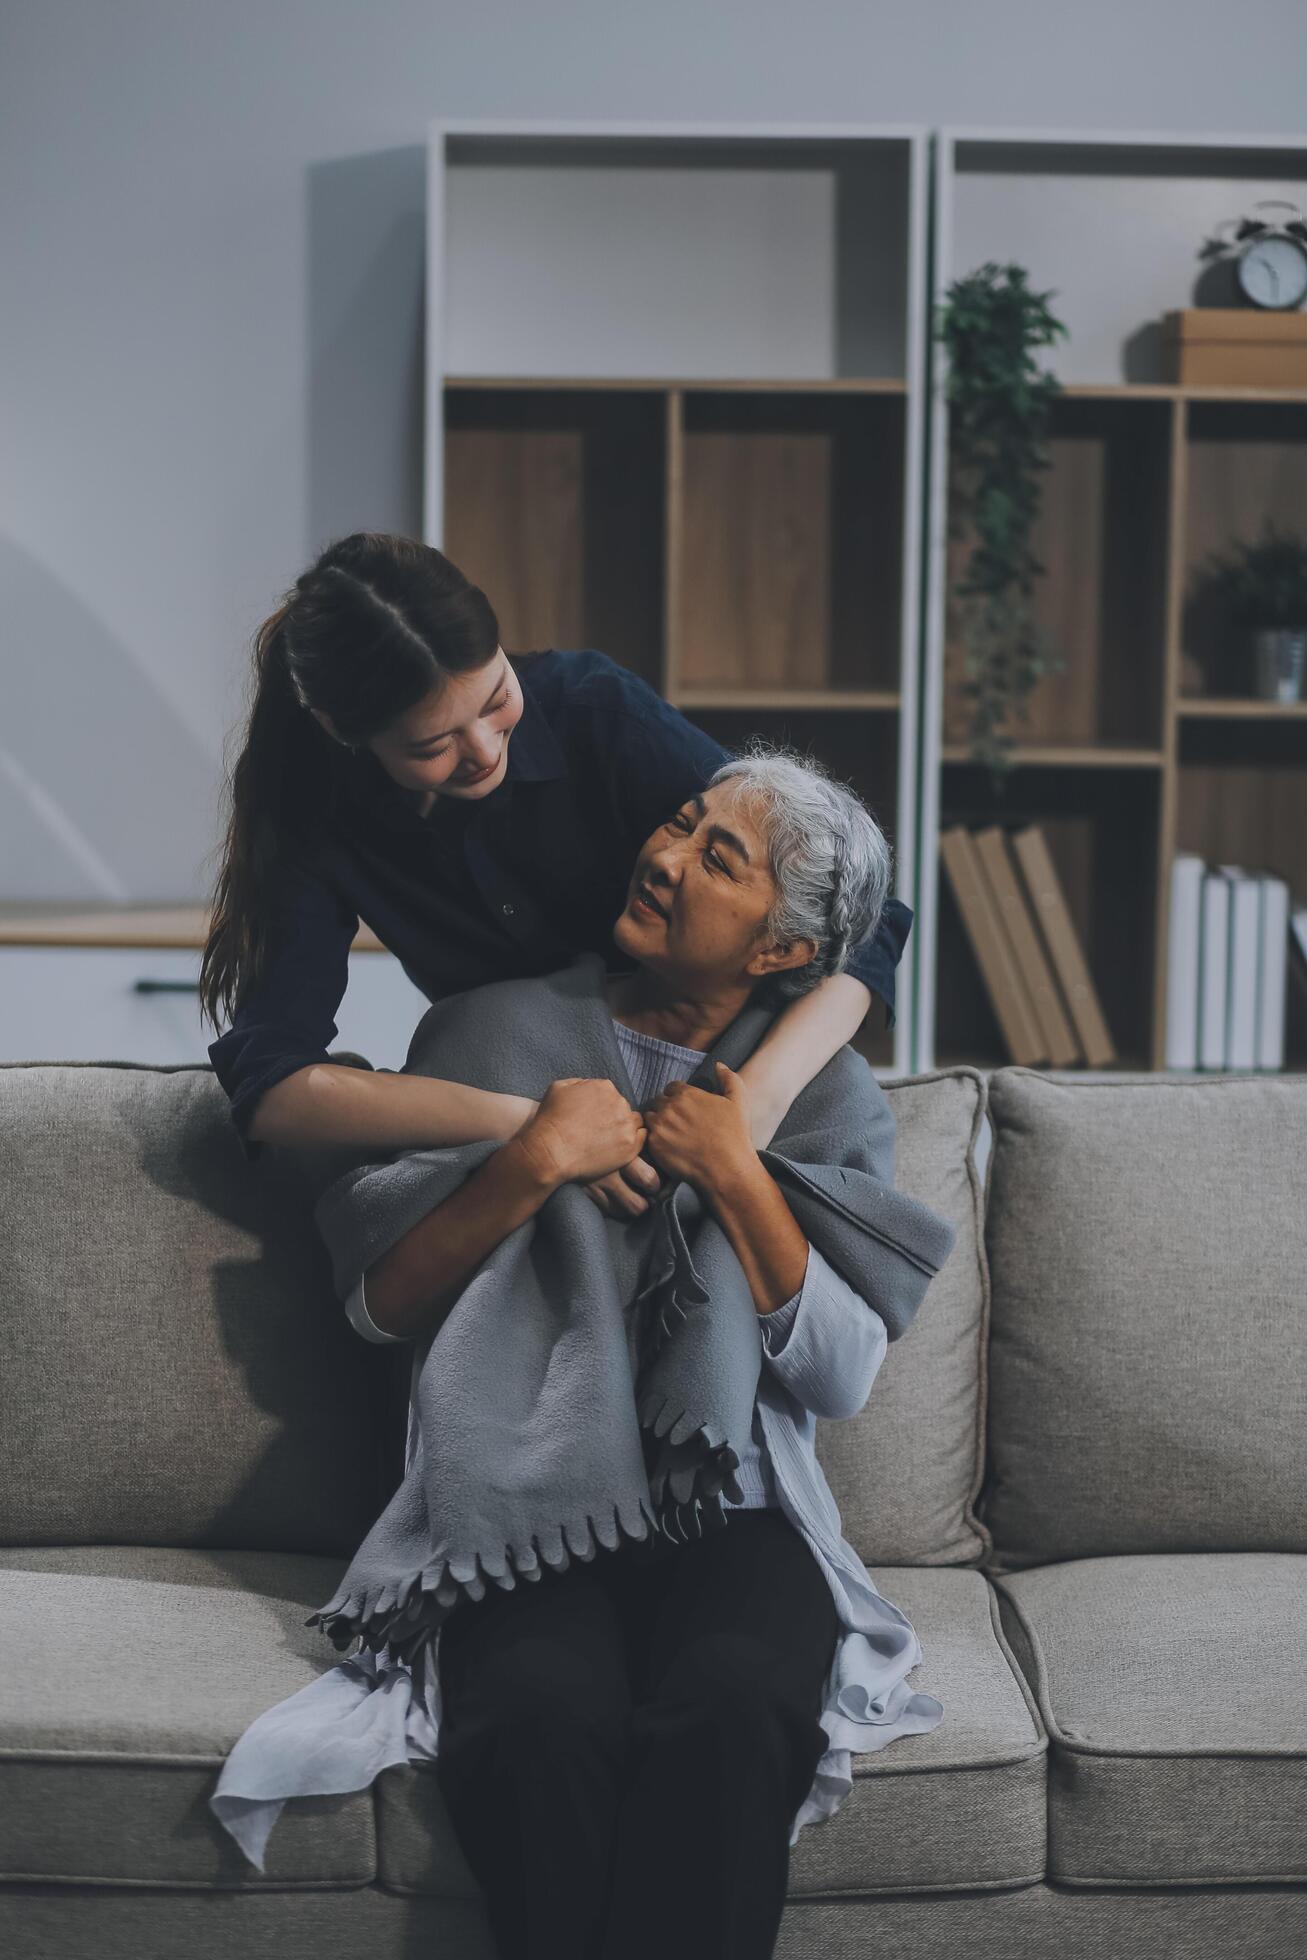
[
  {"xmin": 0, "ymin": 537, "xmax": 219, "ymax": 903},
  {"xmin": 2, "ymin": 146, "xmax": 427, "ymax": 907},
  {"xmin": 306, "ymin": 145, "xmax": 427, "ymax": 556}
]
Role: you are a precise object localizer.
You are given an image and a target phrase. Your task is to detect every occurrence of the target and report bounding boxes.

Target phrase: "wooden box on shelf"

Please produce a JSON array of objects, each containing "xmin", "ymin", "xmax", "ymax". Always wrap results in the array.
[{"xmin": 1163, "ymin": 308, "xmax": 1307, "ymax": 388}]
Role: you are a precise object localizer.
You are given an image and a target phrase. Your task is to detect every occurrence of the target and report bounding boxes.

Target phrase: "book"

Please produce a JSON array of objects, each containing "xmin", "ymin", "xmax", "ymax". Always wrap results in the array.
[
  {"xmin": 1008, "ymin": 824, "xmax": 1115, "ymax": 1067},
  {"xmin": 1198, "ymin": 871, "xmax": 1230, "ymax": 1069},
  {"xmin": 1292, "ymin": 905, "xmax": 1307, "ymax": 992},
  {"xmin": 1164, "ymin": 854, "xmax": 1206, "ymax": 1071},
  {"xmin": 973, "ymin": 827, "xmax": 1080, "ymax": 1064},
  {"xmin": 1217, "ymin": 865, "xmax": 1261, "ymax": 1070},
  {"xmin": 938, "ymin": 826, "xmax": 1047, "ymax": 1064},
  {"xmin": 1255, "ymin": 873, "xmax": 1289, "ymax": 1071}
]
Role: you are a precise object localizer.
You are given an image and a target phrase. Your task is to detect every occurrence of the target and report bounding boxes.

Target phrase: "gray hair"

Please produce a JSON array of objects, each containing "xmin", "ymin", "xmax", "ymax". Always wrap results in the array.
[{"xmin": 706, "ymin": 735, "xmax": 894, "ymax": 1004}]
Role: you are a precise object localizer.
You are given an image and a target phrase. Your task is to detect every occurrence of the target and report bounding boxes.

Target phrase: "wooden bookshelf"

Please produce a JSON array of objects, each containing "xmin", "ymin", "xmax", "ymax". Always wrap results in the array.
[
  {"xmin": 426, "ymin": 122, "xmax": 933, "ymax": 1074},
  {"xmin": 919, "ymin": 129, "xmax": 1307, "ymax": 1075}
]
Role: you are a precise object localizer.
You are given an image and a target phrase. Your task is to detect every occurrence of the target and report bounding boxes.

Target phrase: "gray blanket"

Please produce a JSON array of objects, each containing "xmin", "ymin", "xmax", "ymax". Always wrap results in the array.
[{"xmin": 305, "ymin": 949, "xmax": 956, "ymax": 1669}]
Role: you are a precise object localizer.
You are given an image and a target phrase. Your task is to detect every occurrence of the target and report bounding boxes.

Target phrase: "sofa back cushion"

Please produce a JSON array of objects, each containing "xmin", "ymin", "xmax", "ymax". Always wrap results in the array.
[
  {"xmin": 980, "ymin": 1068, "xmax": 1307, "ymax": 1572},
  {"xmin": 818, "ymin": 1067, "xmax": 991, "ymax": 1565},
  {"xmin": 0, "ymin": 1060, "xmax": 988, "ymax": 1568},
  {"xmin": 0, "ymin": 1063, "xmax": 394, "ymax": 1554}
]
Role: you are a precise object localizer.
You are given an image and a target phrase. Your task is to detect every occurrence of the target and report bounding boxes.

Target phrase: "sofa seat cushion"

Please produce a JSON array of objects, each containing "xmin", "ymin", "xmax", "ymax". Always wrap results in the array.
[
  {"xmin": 375, "ymin": 1567, "xmax": 1047, "ymax": 1898},
  {"xmin": 993, "ymin": 1552, "xmax": 1307, "ymax": 1886},
  {"xmin": 0, "ymin": 1546, "xmax": 376, "ymax": 1888}
]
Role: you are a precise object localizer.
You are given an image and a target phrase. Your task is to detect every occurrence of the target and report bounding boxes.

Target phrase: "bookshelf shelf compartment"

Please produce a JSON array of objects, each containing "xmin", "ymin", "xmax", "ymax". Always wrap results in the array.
[
  {"xmin": 944, "ymin": 395, "xmax": 1172, "ymax": 755},
  {"xmin": 443, "ymin": 386, "xmax": 667, "ymax": 691},
  {"xmin": 674, "ymin": 391, "xmax": 906, "ymax": 698},
  {"xmin": 936, "ymin": 764, "xmax": 1158, "ymax": 1074},
  {"xmin": 1176, "ymin": 717, "xmax": 1307, "ymax": 893},
  {"xmin": 1180, "ymin": 399, "xmax": 1307, "ymax": 697}
]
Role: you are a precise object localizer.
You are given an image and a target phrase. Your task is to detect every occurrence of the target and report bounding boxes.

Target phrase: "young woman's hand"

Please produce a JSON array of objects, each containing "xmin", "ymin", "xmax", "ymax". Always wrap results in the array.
[
  {"xmin": 578, "ymin": 1153, "xmax": 664, "ymax": 1220},
  {"xmin": 515, "ymin": 1078, "xmax": 649, "ymax": 1193}
]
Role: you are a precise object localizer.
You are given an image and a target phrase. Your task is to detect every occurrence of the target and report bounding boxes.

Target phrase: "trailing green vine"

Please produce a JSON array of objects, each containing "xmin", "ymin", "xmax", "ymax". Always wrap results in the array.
[{"xmin": 935, "ymin": 262, "xmax": 1069, "ymax": 791}]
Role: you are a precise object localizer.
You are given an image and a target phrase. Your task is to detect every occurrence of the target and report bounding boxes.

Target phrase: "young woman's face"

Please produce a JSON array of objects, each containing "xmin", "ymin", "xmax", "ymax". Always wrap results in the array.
[{"xmin": 367, "ymin": 648, "xmax": 524, "ymax": 800}]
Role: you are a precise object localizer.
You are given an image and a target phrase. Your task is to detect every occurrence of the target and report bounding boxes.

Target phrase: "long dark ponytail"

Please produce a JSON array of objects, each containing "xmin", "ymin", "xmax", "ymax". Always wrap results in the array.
[{"xmin": 199, "ymin": 532, "xmax": 500, "ymax": 1033}]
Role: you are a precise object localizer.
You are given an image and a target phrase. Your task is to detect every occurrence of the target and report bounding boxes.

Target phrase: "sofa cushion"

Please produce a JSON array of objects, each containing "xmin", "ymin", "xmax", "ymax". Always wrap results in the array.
[
  {"xmin": 993, "ymin": 1552, "xmax": 1307, "ymax": 1886},
  {"xmin": 0, "ymin": 1063, "xmax": 394, "ymax": 1552},
  {"xmin": 819, "ymin": 1068, "xmax": 990, "ymax": 1565},
  {"xmin": 981, "ymin": 1068, "xmax": 1307, "ymax": 1570},
  {"xmin": 0, "ymin": 1545, "xmax": 375, "ymax": 1887},
  {"xmin": 375, "ymin": 1567, "xmax": 1045, "ymax": 1897}
]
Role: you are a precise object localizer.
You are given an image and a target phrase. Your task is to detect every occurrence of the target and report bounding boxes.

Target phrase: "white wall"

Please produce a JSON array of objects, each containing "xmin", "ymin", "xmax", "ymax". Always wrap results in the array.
[{"xmin": 3, "ymin": 0, "xmax": 1305, "ymax": 900}]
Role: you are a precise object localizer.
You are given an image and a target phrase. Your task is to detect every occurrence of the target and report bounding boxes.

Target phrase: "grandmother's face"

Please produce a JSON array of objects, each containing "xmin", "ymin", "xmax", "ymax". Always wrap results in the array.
[{"xmin": 613, "ymin": 783, "xmax": 793, "ymax": 987}]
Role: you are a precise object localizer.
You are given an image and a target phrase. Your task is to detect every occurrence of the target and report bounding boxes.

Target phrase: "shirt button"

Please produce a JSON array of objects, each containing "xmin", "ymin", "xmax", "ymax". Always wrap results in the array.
[{"xmin": 502, "ymin": 902, "xmax": 515, "ymax": 917}]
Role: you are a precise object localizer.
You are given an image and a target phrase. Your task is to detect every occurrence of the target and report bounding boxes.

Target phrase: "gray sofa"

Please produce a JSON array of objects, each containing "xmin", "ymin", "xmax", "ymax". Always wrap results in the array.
[{"xmin": 1, "ymin": 1057, "xmax": 1304, "ymax": 1959}]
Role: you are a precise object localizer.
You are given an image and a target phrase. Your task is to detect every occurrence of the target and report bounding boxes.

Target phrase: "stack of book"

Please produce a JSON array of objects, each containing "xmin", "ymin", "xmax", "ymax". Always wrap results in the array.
[
  {"xmin": 1164, "ymin": 857, "xmax": 1307, "ymax": 1072},
  {"xmin": 939, "ymin": 824, "xmax": 1115, "ymax": 1067}
]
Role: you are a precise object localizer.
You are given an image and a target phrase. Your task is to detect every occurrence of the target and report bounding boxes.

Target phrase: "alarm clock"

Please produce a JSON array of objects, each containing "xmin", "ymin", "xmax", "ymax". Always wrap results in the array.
[{"xmin": 1232, "ymin": 200, "xmax": 1307, "ymax": 310}]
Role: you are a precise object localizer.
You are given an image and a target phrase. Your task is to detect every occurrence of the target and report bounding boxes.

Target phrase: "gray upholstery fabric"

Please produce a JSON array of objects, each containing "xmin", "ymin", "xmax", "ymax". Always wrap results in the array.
[
  {"xmin": 373, "ymin": 1567, "xmax": 1045, "ymax": 1898},
  {"xmin": 993, "ymin": 1553, "xmax": 1307, "ymax": 1885},
  {"xmin": 0, "ymin": 1063, "xmax": 391, "ymax": 1554},
  {"xmin": 4, "ymin": 1882, "xmax": 1307, "ymax": 1960},
  {"xmin": 818, "ymin": 1069, "xmax": 991, "ymax": 1567},
  {"xmin": 0, "ymin": 1546, "xmax": 376, "ymax": 1886},
  {"xmin": 5, "ymin": 1056, "xmax": 1305, "ymax": 1951},
  {"xmin": 981, "ymin": 1068, "xmax": 1307, "ymax": 1571}
]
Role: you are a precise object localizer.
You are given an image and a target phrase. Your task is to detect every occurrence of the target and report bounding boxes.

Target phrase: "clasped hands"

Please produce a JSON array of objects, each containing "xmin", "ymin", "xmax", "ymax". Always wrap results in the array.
[{"xmin": 515, "ymin": 1064, "xmax": 763, "ymax": 1222}]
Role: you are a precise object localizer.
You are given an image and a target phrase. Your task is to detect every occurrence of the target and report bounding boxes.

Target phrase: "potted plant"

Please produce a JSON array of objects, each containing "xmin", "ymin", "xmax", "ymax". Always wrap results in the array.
[
  {"xmin": 1191, "ymin": 519, "xmax": 1307, "ymax": 702},
  {"xmin": 935, "ymin": 262, "xmax": 1070, "ymax": 789}
]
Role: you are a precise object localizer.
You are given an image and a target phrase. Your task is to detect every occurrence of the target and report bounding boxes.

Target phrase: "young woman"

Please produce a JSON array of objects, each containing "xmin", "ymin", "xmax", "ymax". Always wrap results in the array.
[{"xmin": 199, "ymin": 531, "xmax": 912, "ymax": 1199}]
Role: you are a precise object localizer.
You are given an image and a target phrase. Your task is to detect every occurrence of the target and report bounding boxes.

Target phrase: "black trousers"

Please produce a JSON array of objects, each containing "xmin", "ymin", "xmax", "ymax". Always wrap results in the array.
[{"xmin": 433, "ymin": 1505, "xmax": 841, "ymax": 1960}]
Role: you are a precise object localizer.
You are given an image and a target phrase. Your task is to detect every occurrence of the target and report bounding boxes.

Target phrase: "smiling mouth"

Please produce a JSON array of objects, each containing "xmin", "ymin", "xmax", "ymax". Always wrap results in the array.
[{"xmin": 630, "ymin": 882, "xmax": 668, "ymax": 921}]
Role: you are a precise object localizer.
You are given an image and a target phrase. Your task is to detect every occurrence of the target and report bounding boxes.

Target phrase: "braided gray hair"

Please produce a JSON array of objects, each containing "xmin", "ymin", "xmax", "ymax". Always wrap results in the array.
[{"xmin": 705, "ymin": 736, "xmax": 893, "ymax": 1004}]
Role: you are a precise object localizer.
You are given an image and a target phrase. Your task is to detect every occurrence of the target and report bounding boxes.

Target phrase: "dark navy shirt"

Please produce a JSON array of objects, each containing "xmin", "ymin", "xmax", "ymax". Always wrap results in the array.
[{"xmin": 208, "ymin": 647, "xmax": 912, "ymax": 1160}]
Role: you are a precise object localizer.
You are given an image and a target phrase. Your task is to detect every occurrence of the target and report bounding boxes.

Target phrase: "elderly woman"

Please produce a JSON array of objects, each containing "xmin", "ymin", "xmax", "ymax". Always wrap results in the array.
[{"xmin": 209, "ymin": 743, "xmax": 955, "ymax": 1960}]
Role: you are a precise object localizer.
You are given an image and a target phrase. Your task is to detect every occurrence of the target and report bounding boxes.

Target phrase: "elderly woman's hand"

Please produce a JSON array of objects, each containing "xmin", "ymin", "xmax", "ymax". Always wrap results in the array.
[
  {"xmin": 576, "ymin": 1063, "xmax": 755, "ymax": 1217},
  {"xmin": 642, "ymin": 1062, "xmax": 755, "ymax": 1199}
]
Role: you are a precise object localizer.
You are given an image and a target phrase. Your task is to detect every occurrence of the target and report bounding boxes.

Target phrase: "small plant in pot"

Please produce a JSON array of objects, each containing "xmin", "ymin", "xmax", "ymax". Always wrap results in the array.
[
  {"xmin": 935, "ymin": 261, "xmax": 1070, "ymax": 791},
  {"xmin": 1192, "ymin": 519, "xmax": 1307, "ymax": 703}
]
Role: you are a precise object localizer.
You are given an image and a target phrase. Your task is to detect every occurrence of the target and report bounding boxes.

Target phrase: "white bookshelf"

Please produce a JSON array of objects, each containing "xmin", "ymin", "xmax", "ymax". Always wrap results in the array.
[
  {"xmin": 425, "ymin": 120, "xmax": 936, "ymax": 1076},
  {"xmin": 916, "ymin": 127, "xmax": 1307, "ymax": 1073}
]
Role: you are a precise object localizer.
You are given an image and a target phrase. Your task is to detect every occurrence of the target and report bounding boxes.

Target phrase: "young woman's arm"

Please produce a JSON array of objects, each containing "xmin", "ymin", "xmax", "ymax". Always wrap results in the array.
[
  {"xmin": 733, "ymin": 971, "xmax": 874, "ymax": 1151},
  {"xmin": 249, "ymin": 1064, "xmax": 534, "ymax": 1153},
  {"xmin": 354, "ymin": 1077, "xmax": 642, "ymax": 1341},
  {"xmin": 362, "ymin": 1132, "xmax": 556, "ymax": 1341},
  {"xmin": 208, "ymin": 855, "xmax": 536, "ymax": 1159}
]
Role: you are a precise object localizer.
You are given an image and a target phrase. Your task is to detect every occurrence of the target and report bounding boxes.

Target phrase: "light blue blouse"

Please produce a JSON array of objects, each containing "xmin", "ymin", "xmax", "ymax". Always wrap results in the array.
[{"xmin": 208, "ymin": 1018, "xmax": 945, "ymax": 1870}]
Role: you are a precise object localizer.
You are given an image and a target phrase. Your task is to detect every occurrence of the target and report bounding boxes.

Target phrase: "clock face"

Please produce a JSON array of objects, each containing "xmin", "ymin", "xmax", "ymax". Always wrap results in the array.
[{"xmin": 1237, "ymin": 235, "xmax": 1307, "ymax": 309}]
